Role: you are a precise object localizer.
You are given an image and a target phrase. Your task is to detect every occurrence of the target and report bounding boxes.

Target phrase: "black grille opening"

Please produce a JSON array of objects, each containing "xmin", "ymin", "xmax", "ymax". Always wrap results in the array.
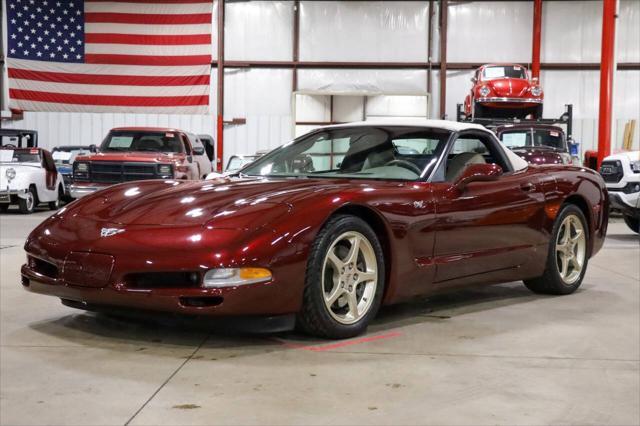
[
  {"xmin": 87, "ymin": 162, "xmax": 166, "ymax": 184},
  {"xmin": 28, "ymin": 256, "xmax": 59, "ymax": 279},
  {"xmin": 179, "ymin": 296, "xmax": 224, "ymax": 308},
  {"xmin": 124, "ymin": 271, "xmax": 201, "ymax": 289}
]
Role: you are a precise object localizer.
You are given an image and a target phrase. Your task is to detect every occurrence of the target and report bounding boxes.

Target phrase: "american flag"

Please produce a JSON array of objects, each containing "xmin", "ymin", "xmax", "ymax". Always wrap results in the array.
[{"xmin": 6, "ymin": 0, "xmax": 212, "ymax": 114}]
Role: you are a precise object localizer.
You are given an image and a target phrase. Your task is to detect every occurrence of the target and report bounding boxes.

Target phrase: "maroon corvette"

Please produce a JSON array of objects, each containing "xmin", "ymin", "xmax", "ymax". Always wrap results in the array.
[{"xmin": 21, "ymin": 121, "xmax": 608, "ymax": 338}]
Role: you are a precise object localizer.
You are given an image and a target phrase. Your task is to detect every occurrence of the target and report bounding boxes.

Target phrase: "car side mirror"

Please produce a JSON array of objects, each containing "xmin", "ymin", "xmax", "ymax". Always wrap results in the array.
[
  {"xmin": 89, "ymin": 144, "xmax": 97, "ymax": 153},
  {"xmin": 193, "ymin": 146, "xmax": 205, "ymax": 156},
  {"xmin": 471, "ymin": 77, "xmax": 477, "ymax": 83},
  {"xmin": 454, "ymin": 163, "xmax": 503, "ymax": 191}
]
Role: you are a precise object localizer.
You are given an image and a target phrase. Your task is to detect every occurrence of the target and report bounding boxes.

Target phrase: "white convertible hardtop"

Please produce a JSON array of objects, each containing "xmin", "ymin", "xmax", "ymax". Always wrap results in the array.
[{"xmin": 319, "ymin": 119, "xmax": 529, "ymax": 172}]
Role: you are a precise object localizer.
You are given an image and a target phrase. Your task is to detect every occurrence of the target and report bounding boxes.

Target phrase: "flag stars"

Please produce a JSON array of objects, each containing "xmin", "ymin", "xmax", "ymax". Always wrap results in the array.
[{"xmin": 8, "ymin": 0, "xmax": 84, "ymax": 62}]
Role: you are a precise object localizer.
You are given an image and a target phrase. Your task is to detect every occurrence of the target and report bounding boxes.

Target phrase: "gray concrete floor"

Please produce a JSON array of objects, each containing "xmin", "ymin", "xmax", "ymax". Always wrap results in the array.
[{"xmin": 1, "ymin": 207, "xmax": 638, "ymax": 426}]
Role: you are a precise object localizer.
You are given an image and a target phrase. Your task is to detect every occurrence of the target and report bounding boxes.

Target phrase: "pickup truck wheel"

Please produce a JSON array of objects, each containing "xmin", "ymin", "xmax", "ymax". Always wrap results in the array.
[
  {"xmin": 524, "ymin": 204, "xmax": 589, "ymax": 295},
  {"xmin": 624, "ymin": 215, "xmax": 639, "ymax": 234},
  {"xmin": 0, "ymin": 204, "xmax": 9, "ymax": 213},
  {"xmin": 19, "ymin": 187, "xmax": 37, "ymax": 214},
  {"xmin": 49, "ymin": 186, "xmax": 63, "ymax": 210}
]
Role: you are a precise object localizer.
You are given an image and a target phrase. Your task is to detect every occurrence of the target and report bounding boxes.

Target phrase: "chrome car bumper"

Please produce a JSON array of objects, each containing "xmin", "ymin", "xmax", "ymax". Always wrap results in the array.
[
  {"xmin": 0, "ymin": 188, "xmax": 29, "ymax": 203},
  {"xmin": 69, "ymin": 184, "xmax": 105, "ymax": 199},
  {"xmin": 477, "ymin": 97, "xmax": 543, "ymax": 104}
]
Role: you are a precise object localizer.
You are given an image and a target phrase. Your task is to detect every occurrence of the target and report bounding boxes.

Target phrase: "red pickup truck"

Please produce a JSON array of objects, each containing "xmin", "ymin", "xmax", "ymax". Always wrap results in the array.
[{"xmin": 70, "ymin": 127, "xmax": 213, "ymax": 199}]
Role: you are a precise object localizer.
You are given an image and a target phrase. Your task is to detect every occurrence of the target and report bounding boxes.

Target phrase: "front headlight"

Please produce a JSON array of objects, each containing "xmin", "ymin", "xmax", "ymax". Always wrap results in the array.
[
  {"xmin": 5, "ymin": 168, "xmax": 16, "ymax": 181},
  {"xmin": 75, "ymin": 162, "xmax": 89, "ymax": 172},
  {"xmin": 203, "ymin": 267, "xmax": 272, "ymax": 288},
  {"xmin": 479, "ymin": 86, "xmax": 490, "ymax": 97},
  {"xmin": 630, "ymin": 160, "xmax": 640, "ymax": 173},
  {"xmin": 531, "ymin": 86, "xmax": 543, "ymax": 97},
  {"xmin": 158, "ymin": 164, "xmax": 173, "ymax": 176}
]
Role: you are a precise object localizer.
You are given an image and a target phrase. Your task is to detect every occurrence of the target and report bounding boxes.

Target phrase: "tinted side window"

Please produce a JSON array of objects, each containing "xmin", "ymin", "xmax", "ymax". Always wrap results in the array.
[{"xmin": 440, "ymin": 133, "xmax": 509, "ymax": 183}]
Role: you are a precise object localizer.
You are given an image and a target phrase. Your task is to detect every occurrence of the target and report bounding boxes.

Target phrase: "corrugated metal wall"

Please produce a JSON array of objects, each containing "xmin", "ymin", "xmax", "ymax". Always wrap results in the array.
[{"xmin": 2, "ymin": 0, "xmax": 639, "ymax": 161}]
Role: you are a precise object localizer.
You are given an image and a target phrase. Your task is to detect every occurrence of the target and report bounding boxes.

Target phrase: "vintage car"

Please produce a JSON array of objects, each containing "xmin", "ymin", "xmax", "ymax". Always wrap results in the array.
[
  {"xmin": 70, "ymin": 127, "xmax": 213, "ymax": 199},
  {"xmin": 52, "ymin": 145, "xmax": 97, "ymax": 199},
  {"xmin": 464, "ymin": 64, "xmax": 543, "ymax": 119},
  {"xmin": 0, "ymin": 148, "xmax": 64, "ymax": 213},
  {"xmin": 600, "ymin": 150, "xmax": 640, "ymax": 233},
  {"xmin": 495, "ymin": 124, "xmax": 573, "ymax": 165},
  {"xmin": 21, "ymin": 120, "xmax": 608, "ymax": 338}
]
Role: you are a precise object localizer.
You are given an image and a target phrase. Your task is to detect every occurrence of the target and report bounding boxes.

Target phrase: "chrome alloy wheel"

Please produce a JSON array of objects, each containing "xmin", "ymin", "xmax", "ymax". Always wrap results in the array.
[
  {"xmin": 322, "ymin": 231, "xmax": 378, "ymax": 325},
  {"xmin": 556, "ymin": 214, "xmax": 586, "ymax": 285}
]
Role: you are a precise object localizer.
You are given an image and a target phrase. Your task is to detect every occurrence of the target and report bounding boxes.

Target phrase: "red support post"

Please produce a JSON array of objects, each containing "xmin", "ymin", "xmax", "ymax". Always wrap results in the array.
[
  {"xmin": 215, "ymin": 0, "xmax": 225, "ymax": 172},
  {"xmin": 531, "ymin": 0, "xmax": 542, "ymax": 79},
  {"xmin": 597, "ymin": 0, "xmax": 617, "ymax": 168}
]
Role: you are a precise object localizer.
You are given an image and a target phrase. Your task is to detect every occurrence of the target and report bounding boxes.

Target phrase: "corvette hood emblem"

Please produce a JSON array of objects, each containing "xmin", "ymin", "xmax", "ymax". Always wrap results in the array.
[{"xmin": 100, "ymin": 228, "xmax": 124, "ymax": 238}]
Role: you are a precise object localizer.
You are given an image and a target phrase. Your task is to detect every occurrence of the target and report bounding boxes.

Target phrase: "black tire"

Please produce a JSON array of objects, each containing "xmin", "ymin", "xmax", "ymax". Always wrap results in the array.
[
  {"xmin": 0, "ymin": 204, "xmax": 9, "ymax": 213},
  {"xmin": 297, "ymin": 215, "xmax": 385, "ymax": 339},
  {"xmin": 473, "ymin": 103, "xmax": 485, "ymax": 119},
  {"xmin": 49, "ymin": 186, "xmax": 63, "ymax": 210},
  {"xmin": 18, "ymin": 187, "xmax": 37, "ymax": 214},
  {"xmin": 623, "ymin": 215, "xmax": 640, "ymax": 234},
  {"xmin": 524, "ymin": 204, "xmax": 589, "ymax": 295}
]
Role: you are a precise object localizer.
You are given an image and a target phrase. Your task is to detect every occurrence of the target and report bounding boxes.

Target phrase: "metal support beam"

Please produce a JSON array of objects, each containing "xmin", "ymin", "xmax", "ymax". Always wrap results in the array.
[
  {"xmin": 292, "ymin": 0, "xmax": 300, "ymax": 92},
  {"xmin": 216, "ymin": 0, "xmax": 225, "ymax": 172},
  {"xmin": 427, "ymin": 0, "xmax": 434, "ymax": 116},
  {"xmin": 531, "ymin": 0, "xmax": 543, "ymax": 79},
  {"xmin": 597, "ymin": 0, "xmax": 617, "ymax": 168},
  {"xmin": 439, "ymin": 0, "xmax": 448, "ymax": 119}
]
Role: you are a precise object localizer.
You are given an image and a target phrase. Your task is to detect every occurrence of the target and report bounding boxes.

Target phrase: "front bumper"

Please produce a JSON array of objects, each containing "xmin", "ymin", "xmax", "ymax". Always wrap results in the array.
[
  {"xmin": 21, "ymin": 264, "xmax": 295, "ymax": 317},
  {"xmin": 0, "ymin": 187, "xmax": 29, "ymax": 203},
  {"xmin": 608, "ymin": 191, "xmax": 640, "ymax": 218},
  {"xmin": 477, "ymin": 97, "xmax": 543, "ymax": 105},
  {"xmin": 69, "ymin": 183, "xmax": 108, "ymax": 198}
]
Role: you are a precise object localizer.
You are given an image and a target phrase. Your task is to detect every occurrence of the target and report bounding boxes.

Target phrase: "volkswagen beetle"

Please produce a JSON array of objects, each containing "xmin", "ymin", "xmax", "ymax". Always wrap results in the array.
[{"xmin": 464, "ymin": 64, "xmax": 544, "ymax": 119}]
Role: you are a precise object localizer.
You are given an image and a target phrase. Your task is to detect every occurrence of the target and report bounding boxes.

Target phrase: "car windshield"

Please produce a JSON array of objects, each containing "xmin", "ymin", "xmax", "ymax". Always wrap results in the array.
[
  {"xmin": 101, "ymin": 131, "xmax": 184, "ymax": 153},
  {"xmin": 483, "ymin": 65, "xmax": 527, "ymax": 80},
  {"xmin": 501, "ymin": 129, "xmax": 565, "ymax": 150},
  {"xmin": 0, "ymin": 149, "xmax": 41, "ymax": 163},
  {"xmin": 242, "ymin": 126, "xmax": 451, "ymax": 181}
]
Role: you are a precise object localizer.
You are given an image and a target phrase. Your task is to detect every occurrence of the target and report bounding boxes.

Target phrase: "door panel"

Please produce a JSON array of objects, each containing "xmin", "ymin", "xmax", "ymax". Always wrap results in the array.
[{"xmin": 432, "ymin": 170, "xmax": 546, "ymax": 285}]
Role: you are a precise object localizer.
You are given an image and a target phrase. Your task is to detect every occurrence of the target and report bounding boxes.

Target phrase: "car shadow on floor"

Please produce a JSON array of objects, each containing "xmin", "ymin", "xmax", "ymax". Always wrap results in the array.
[
  {"xmin": 27, "ymin": 282, "xmax": 546, "ymax": 354},
  {"xmin": 605, "ymin": 233, "xmax": 639, "ymax": 243}
]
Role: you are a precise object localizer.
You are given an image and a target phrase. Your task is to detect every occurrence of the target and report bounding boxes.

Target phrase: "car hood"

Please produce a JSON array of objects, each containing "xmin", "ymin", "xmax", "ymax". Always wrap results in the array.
[
  {"xmin": 487, "ymin": 78, "xmax": 530, "ymax": 97},
  {"xmin": 76, "ymin": 151, "xmax": 184, "ymax": 163},
  {"xmin": 69, "ymin": 177, "xmax": 346, "ymax": 228},
  {"xmin": 0, "ymin": 163, "xmax": 42, "ymax": 188},
  {"xmin": 603, "ymin": 150, "xmax": 640, "ymax": 163},
  {"xmin": 510, "ymin": 147, "xmax": 564, "ymax": 165}
]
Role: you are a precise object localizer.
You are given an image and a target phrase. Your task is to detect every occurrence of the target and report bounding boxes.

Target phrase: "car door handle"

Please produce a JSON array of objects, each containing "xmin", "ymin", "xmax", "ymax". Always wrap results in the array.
[{"xmin": 520, "ymin": 182, "xmax": 535, "ymax": 192}]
